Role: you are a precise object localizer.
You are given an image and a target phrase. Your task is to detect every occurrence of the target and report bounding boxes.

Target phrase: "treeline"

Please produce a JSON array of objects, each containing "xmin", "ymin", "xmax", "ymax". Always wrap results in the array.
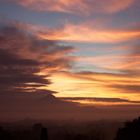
[{"xmin": 0, "ymin": 117, "xmax": 140, "ymax": 140}]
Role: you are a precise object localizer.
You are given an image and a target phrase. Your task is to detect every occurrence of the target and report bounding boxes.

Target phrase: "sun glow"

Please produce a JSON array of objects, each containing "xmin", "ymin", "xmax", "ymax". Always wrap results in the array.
[{"xmin": 44, "ymin": 72, "xmax": 140, "ymax": 105}]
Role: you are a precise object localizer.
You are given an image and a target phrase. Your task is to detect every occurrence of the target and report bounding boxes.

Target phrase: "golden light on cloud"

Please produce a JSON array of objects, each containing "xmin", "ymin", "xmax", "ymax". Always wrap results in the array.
[
  {"xmin": 64, "ymin": 99, "xmax": 140, "ymax": 106},
  {"xmin": 46, "ymin": 71, "xmax": 140, "ymax": 106}
]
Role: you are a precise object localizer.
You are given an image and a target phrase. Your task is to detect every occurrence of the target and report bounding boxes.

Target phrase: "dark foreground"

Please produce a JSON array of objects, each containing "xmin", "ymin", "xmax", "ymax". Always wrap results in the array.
[{"xmin": 0, "ymin": 117, "xmax": 140, "ymax": 140}]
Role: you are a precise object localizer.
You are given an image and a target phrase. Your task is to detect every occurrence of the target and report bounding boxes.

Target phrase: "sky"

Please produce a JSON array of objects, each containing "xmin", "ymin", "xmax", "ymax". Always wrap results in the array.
[{"xmin": 0, "ymin": 0, "xmax": 140, "ymax": 117}]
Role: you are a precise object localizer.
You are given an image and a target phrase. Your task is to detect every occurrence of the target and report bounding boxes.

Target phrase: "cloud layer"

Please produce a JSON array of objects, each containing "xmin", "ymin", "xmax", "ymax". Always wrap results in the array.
[
  {"xmin": 48, "ymin": 71, "xmax": 140, "ymax": 104},
  {"xmin": 37, "ymin": 23, "xmax": 140, "ymax": 43},
  {"xmin": 0, "ymin": 22, "xmax": 74, "ymax": 94},
  {"xmin": 10, "ymin": 0, "xmax": 136, "ymax": 14}
]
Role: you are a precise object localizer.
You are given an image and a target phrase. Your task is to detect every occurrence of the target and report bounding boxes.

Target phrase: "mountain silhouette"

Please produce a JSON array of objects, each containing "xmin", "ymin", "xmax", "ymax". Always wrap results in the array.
[{"xmin": 39, "ymin": 94, "xmax": 59, "ymax": 103}]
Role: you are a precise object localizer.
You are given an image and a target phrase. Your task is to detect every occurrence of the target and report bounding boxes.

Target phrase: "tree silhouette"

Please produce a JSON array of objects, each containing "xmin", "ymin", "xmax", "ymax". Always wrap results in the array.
[{"xmin": 115, "ymin": 117, "xmax": 140, "ymax": 140}]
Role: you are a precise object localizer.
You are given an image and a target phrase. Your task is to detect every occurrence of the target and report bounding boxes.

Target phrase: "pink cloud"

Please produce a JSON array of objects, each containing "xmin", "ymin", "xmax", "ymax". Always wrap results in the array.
[
  {"xmin": 9, "ymin": 0, "xmax": 136, "ymax": 14},
  {"xmin": 38, "ymin": 23, "xmax": 140, "ymax": 43}
]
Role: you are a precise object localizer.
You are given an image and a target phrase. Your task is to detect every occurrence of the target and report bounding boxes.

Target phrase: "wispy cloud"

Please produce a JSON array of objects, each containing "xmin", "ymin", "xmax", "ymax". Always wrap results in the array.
[
  {"xmin": 77, "ymin": 54, "xmax": 140, "ymax": 72},
  {"xmin": 37, "ymin": 23, "xmax": 140, "ymax": 43},
  {"xmin": 10, "ymin": 0, "xmax": 136, "ymax": 14},
  {"xmin": 60, "ymin": 97, "xmax": 140, "ymax": 106},
  {"xmin": 9, "ymin": 20, "xmax": 140, "ymax": 44}
]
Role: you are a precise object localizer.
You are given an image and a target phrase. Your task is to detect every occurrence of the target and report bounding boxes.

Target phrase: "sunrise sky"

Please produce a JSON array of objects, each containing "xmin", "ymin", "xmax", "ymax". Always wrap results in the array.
[{"xmin": 0, "ymin": 0, "xmax": 140, "ymax": 107}]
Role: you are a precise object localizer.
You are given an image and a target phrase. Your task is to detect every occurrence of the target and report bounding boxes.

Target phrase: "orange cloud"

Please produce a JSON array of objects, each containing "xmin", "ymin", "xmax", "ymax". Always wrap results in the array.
[
  {"xmin": 15, "ymin": 21, "xmax": 140, "ymax": 43},
  {"xmin": 46, "ymin": 71, "xmax": 140, "ymax": 103},
  {"xmin": 12, "ymin": 0, "xmax": 135, "ymax": 14},
  {"xmin": 60, "ymin": 97, "xmax": 140, "ymax": 106},
  {"xmin": 38, "ymin": 24, "xmax": 140, "ymax": 43}
]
